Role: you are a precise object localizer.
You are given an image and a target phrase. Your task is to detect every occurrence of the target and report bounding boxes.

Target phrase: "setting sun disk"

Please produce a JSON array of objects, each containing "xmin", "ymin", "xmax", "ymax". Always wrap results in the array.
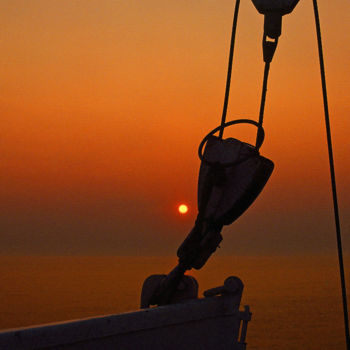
[{"xmin": 178, "ymin": 204, "xmax": 189, "ymax": 214}]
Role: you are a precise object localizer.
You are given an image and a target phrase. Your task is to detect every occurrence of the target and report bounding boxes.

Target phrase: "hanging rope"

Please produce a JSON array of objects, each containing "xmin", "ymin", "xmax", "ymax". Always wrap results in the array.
[
  {"xmin": 254, "ymin": 33, "xmax": 278, "ymax": 147},
  {"xmin": 255, "ymin": 61, "xmax": 270, "ymax": 147},
  {"xmin": 219, "ymin": 0, "xmax": 241, "ymax": 139},
  {"xmin": 257, "ymin": 63, "xmax": 270, "ymax": 127},
  {"xmin": 312, "ymin": 1, "xmax": 350, "ymax": 348}
]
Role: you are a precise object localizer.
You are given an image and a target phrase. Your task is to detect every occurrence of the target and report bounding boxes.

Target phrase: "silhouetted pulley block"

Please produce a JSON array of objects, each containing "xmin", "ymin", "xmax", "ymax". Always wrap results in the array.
[
  {"xmin": 197, "ymin": 135, "xmax": 274, "ymax": 226},
  {"xmin": 142, "ymin": 121, "xmax": 274, "ymax": 306},
  {"xmin": 251, "ymin": 0, "xmax": 299, "ymax": 14},
  {"xmin": 251, "ymin": 0, "xmax": 300, "ymax": 39},
  {"xmin": 178, "ymin": 121, "xmax": 274, "ymax": 270}
]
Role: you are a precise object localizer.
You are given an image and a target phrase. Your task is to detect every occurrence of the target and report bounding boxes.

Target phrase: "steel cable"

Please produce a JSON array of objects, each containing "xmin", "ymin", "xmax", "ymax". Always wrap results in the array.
[
  {"xmin": 219, "ymin": 0, "xmax": 241, "ymax": 139},
  {"xmin": 312, "ymin": 1, "xmax": 350, "ymax": 348}
]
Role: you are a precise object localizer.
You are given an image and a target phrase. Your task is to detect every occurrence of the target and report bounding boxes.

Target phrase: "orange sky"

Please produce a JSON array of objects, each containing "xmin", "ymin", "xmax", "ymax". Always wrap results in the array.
[{"xmin": 1, "ymin": 0, "xmax": 349, "ymax": 255}]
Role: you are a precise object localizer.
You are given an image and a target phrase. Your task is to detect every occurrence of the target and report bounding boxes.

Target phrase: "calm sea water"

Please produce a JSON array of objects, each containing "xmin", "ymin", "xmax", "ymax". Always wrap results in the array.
[{"xmin": 0, "ymin": 255, "xmax": 349, "ymax": 349}]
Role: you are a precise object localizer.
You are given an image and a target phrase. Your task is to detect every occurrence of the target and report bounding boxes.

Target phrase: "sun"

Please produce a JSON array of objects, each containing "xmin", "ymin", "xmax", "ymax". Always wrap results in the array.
[{"xmin": 178, "ymin": 204, "xmax": 189, "ymax": 214}]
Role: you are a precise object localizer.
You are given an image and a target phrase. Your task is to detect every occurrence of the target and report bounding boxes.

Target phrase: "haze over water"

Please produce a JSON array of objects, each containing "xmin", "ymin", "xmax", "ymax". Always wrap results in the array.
[{"xmin": 1, "ymin": 255, "xmax": 348, "ymax": 349}]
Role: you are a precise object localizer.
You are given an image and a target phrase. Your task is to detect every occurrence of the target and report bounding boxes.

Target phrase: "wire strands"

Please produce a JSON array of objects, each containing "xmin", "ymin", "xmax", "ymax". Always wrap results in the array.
[
  {"xmin": 219, "ymin": 0, "xmax": 241, "ymax": 140},
  {"xmin": 312, "ymin": 1, "xmax": 350, "ymax": 348},
  {"xmin": 255, "ymin": 62, "xmax": 270, "ymax": 147}
]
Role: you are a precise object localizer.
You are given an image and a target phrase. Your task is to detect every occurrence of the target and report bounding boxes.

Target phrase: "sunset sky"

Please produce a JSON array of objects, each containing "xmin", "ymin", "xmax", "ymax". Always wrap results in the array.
[{"xmin": 1, "ymin": 0, "xmax": 349, "ymax": 256}]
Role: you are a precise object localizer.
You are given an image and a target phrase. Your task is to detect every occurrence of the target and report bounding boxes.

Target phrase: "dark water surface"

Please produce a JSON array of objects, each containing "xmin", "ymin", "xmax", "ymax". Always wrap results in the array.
[{"xmin": 0, "ymin": 255, "xmax": 348, "ymax": 349}]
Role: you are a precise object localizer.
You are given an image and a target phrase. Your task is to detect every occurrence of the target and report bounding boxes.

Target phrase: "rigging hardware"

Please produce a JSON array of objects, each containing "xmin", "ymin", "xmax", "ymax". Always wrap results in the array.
[
  {"xmin": 141, "ymin": 0, "xmax": 302, "ymax": 308},
  {"xmin": 141, "ymin": 8, "xmax": 349, "ymax": 348}
]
